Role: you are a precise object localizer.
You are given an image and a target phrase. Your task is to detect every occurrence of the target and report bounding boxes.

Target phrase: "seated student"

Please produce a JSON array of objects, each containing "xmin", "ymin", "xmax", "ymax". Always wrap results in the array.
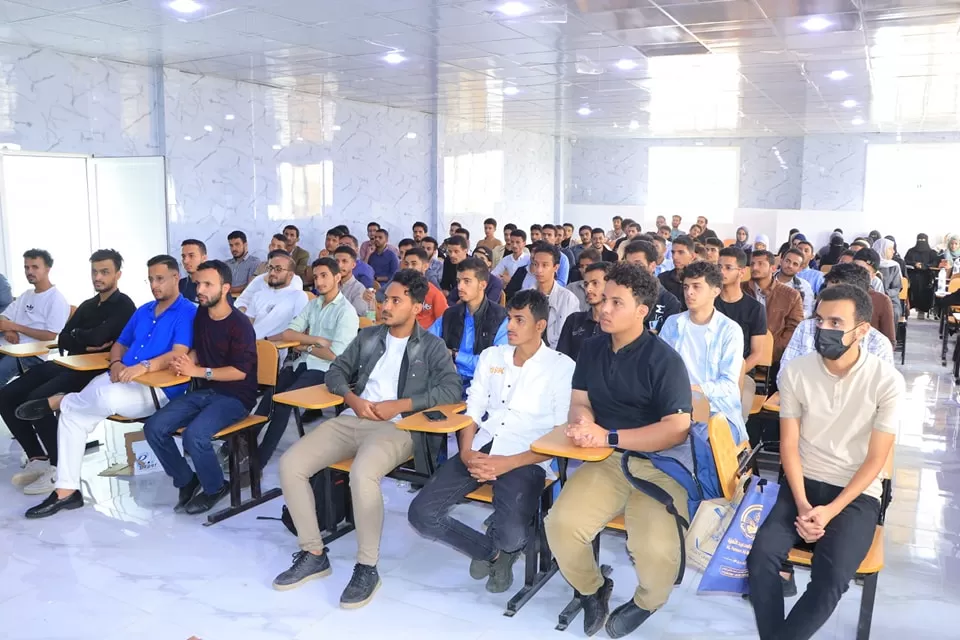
[
  {"xmin": 255, "ymin": 257, "xmax": 359, "ymax": 468},
  {"xmin": 649, "ymin": 233, "xmax": 674, "ymax": 276},
  {"xmin": 659, "ymin": 261, "xmax": 747, "ymax": 442},
  {"xmin": 455, "ymin": 245, "xmax": 503, "ymax": 305},
  {"xmin": 440, "ymin": 234, "xmax": 469, "ymax": 296},
  {"xmin": 776, "ymin": 248, "xmax": 815, "ymax": 318},
  {"xmin": 556, "ymin": 261, "xmax": 609, "ymax": 361},
  {"xmin": 22, "ymin": 255, "xmax": 196, "ymax": 519},
  {"xmin": 855, "ymin": 247, "xmax": 901, "ymax": 323},
  {"xmin": 591, "ymin": 227, "xmax": 619, "ymax": 262},
  {"xmin": 492, "ymin": 223, "xmax": 515, "ymax": 265},
  {"xmin": 748, "ymin": 284, "xmax": 903, "ymax": 640},
  {"xmin": 178, "ymin": 239, "xmax": 207, "ymax": 304},
  {"xmin": 746, "ymin": 250, "xmax": 804, "ymax": 363},
  {"xmin": 571, "ymin": 225, "xmax": 592, "ymax": 262},
  {"xmin": 567, "ymin": 248, "xmax": 601, "ymax": 311},
  {"xmin": 401, "ymin": 247, "xmax": 448, "ymax": 329},
  {"xmin": 397, "ymin": 237, "xmax": 417, "ymax": 261},
  {"xmin": 338, "ymin": 234, "xmax": 375, "ymax": 288},
  {"xmin": 241, "ymin": 250, "xmax": 309, "ymax": 339},
  {"xmin": 779, "ymin": 267, "xmax": 895, "ymax": 385},
  {"xmin": 520, "ymin": 224, "xmax": 570, "ymax": 288},
  {"xmin": 0, "ymin": 249, "xmax": 71, "ymax": 383},
  {"xmin": 430, "ymin": 257, "xmax": 508, "ymax": 388},
  {"xmin": 545, "ymin": 262, "xmax": 694, "ymax": 638},
  {"xmin": 494, "ymin": 229, "xmax": 530, "ymax": 284},
  {"xmin": 826, "ymin": 262, "xmax": 895, "ymax": 346},
  {"xmin": 526, "ymin": 242, "xmax": 580, "ymax": 349},
  {"xmin": 528, "ymin": 223, "xmax": 543, "ymax": 246},
  {"xmin": 0, "ymin": 272, "xmax": 11, "ymax": 315},
  {"xmin": 367, "ymin": 228, "xmax": 400, "ymax": 287},
  {"xmin": 253, "ymin": 234, "xmax": 288, "ymax": 278},
  {"xmin": 143, "ymin": 261, "xmax": 258, "ymax": 514},
  {"xmin": 284, "ymin": 224, "xmax": 314, "ymax": 289},
  {"xmin": 837, "ymin": 249, "xmax": 856, "ymax": 265},
  {"xmin": 318, "ymin": 227, "xmax": 343, "ymax": 259},
  {"xmin": 408, "ymin": 290, "xmax": 575, "ymax": 593},
  {"xmin": 420, "ymin": 236, "xmax": 444, "ymax": 288},
  {"xmin": 795, "ymin": 240, "xmax": 825, "ymax": 294},
  {"xmin": 226, "ymin": 230, "xmax": 261, "ymax": 294},
  {"xmin": 332, "ymin": 246, "xmax": 373, "ymax": 317},
  {"xmin": 622, "ymin": 240, "xmax": 681, "ymax": 333},
  {"xmin": 715, "ymin": 247, "xmax": 767, "ymax": 421},
  {"xmin": 702, "ymin": 237, "xmax": 723, "ymax": 264},
  {"xmin": 613, "ymin": 220, "xmax": 641, "ymax": 259},
  {"xmin": 1, "ymin": 249, "xmax": 136, "ymax": 495},
  {"xmin": 658, "ymin": 234, "xmax": 695, "ymax": 306},
  {"xmin": 272, "ymin": 269, "xmax": 461, "ymax": 608}
]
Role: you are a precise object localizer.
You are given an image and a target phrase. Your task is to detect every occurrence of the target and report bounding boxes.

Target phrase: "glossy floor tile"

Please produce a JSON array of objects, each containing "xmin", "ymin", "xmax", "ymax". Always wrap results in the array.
[{"xmin": 2, "ymin": 319, "xmax": 960, "ymax": 639}]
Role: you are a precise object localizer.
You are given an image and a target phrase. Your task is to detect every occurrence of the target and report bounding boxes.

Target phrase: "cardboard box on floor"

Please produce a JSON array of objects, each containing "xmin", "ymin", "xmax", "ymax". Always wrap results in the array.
[{"xmin": 99, "ymin": 431, "xmax": 182, "ymax": 477}]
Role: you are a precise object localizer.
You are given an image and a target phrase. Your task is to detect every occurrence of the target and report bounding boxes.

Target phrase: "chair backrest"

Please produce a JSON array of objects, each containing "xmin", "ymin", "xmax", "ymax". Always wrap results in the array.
[
  {"xmin": 305, "ymin": 291, "xmax": 317, "ymax": 301},
  {"xmin": 692, "ymin": 390, "xmax": 710, "ymax": 423},
  {"xmin": 499, "ymin": 290, "xmax": 506, "ymax": 306},
  {"xmin": 723, "ymin": 238, "xmax": 734, "ymax": 247},
  {"xmin": 819, "ymin": 264, "xmax": 831, "ymax": 274},
  {"xmin": 256, "ymin": 340, "xmax": 279, "ymax": 387},
  {"xmin": 359, "ymin": 316, "xmax": 374, "ymax": 329},
  {"xmin": 949, "ymin": 277, "xmax": 960, "ymax": 294},
  {"xmin": 755, "ymin": 330, "xmax": 774, "ymax": 367},
  {"xmin": 707, "ymin": 412, "xmax": 742, "ymax": 501},
  {"xmin": 899, "ymin": 277, "xmax": 908, "ymax": 300}
]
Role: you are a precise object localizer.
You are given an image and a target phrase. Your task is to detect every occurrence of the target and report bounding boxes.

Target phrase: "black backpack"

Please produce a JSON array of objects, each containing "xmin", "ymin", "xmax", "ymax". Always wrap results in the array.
[{"xmin": 263, "ymin": 471, "xmax": 348, "ymax": 536}]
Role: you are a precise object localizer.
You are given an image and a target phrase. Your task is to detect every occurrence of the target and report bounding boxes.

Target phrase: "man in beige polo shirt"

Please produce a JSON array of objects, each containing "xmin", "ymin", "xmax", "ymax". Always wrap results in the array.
[{"xmin": 747, "ymin": 283, "xmax": 903, "ymax": 640}]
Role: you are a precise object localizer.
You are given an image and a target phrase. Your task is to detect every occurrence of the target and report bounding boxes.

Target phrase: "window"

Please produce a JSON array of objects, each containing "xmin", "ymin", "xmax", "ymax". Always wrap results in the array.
[
  {"xmin": 647, "ymin": 146, "xmax": 740, "ymax": 224},
  {"xmin": 864, "ymin": 143, "xmax": 960, "ymax": 213},
  {"xmin": 268, "ymin": 161, "xmax": 334, "ymax": 220}
]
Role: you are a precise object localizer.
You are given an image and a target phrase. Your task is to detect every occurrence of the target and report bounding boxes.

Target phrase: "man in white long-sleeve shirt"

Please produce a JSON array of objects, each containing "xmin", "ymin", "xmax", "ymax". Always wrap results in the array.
[{"xmin": 242, "ymin": 250, "xmax": 309, "ymax": 341}]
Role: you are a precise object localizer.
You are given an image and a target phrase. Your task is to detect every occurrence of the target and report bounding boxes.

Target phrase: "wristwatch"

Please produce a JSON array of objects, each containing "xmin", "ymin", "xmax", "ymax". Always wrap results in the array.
[
  {"xmin": 306, "ymin": 345, "xmax": 314, "ymax": 355},
  {"xmin": 141, "ymin": 359, "xmax": 152, "ymax": 371},
  {"xmin": 606, "ymin": 430, "xmax": 619, "ymax": 447},
  {"xmin": 204, "ymin": 367, "xmax": 213, "ymax": 381}
]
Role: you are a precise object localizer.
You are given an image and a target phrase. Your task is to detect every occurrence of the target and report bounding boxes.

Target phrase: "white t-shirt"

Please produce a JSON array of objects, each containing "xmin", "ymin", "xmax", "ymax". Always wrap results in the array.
[
  {"xmin": 341, "ymin": 333, "xmax": 410, "ymax": 423},
  {"xmin": 496, "ymin": 253, "xmax": 529, "ymax": 280},
  {"xmin": 677, "ymin": 320, "xmax": 710, "ymax": 388},
  {"xmin": 2, "ymin": 286, "xmax": 70, "ymax": 344},
  {"xmin": 244, "ymin": 285, "xmax": 308, "ymax": 340},
  {"xmin": 236, "ymin": 273, "xmax": 303, "ymax": 311}
]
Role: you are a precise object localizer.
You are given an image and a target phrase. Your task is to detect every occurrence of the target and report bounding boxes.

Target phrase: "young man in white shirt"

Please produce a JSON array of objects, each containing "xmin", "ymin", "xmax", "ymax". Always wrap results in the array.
[
  {"xmin": 409, "ymin": 289, "xmax": 575, "ymax": 594},
  {"xmin": 494, "ymin": 229, "xmax": 530, "ymax": 283},
  {"xmin": 0, "ymin": 249, "xmax": 71, "ymax": 383},
  {"xmin": 333, "ymin": 245, "xmax": 373, "ymax": 317},
  {"xmin": 242, "ymin": 250, "xmax": 308, "ymax": 340},
  {"xmin": 527, "ymin": 242, "xmax": 580, "ymax": 349}
]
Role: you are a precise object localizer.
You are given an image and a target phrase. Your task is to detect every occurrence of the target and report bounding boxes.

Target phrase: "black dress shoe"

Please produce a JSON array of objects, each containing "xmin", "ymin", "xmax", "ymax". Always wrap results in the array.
[
  {"xmin": 605, "ymin": 600, "xmax": 655, "ymax": 638},
  {"xmin": 174, "ymin": 474, "xmax": 201, "ymax": 513},
  {"xmin": 581, "ymin": 577, "xmax": 613, "ymax": 637},
  {"xmin": 25, "ymin": 490, "xmax": 83, "ymax": 519},
  {"xmin": 184, "ymin": 483, "xmax": 229, "ymax": 515},
  {"xmin": 15, "ymin": 399, "xmax": 54, "ymax": 422}
]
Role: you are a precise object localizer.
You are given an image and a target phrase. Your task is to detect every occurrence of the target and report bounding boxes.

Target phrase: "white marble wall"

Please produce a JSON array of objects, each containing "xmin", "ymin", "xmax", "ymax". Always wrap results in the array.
[
  {"xmin": 567, "ymin": 138, "xmax": 647, "ymax": 206},
  {"xmin": 799, "ymin": 135, "xmax": 867, "ymax": 211}
]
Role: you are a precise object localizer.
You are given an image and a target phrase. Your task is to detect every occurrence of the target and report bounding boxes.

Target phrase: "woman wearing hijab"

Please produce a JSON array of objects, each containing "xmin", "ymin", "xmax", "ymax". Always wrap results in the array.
[
  {"xmin": 777, "ymin": 229, "xmax": 800, "ymax": 257},
  {"xmin": 943, "ymin": 234, "xmax": 960, "ymax": 274},
  {"xmin": 820, "ymin": 232, "xmax": 846, "ymax": 267},
  {"xmin": 872, "ymin": 238, "xmax": 903, "ymax": 322},
  {"xmin": 905, "ymin": 233, "xmax": 939, "ymax": 318},
  {"xmin": 884, "ymin": 235, "xmax": 906, "ymax": 273},
  {"xmin": 754, "ymin": 234, "xmax": 770, "ymax": 253},
  {"xmin": 868, "ymin": 230, "xmax": 882, "ymax": 245}
]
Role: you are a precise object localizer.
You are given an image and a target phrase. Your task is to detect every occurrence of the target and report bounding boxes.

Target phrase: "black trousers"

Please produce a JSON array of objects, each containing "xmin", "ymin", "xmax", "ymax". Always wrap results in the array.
[
  {"xmin": 747, "ymin": 478, "xmax": 879, "ymax": 640},
  {"xmin": 0, "ymin": 360, "xmax": 98, "ymax": 466},
  {"xmin": 255, "ymin": 363, "xmax": 326, "ymax": 469}
]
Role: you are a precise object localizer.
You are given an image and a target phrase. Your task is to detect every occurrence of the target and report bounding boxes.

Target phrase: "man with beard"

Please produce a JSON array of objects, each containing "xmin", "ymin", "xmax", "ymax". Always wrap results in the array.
[
  {"xmin": 226, "ymin": 230, "xmax": 261, "ymax": 295},
  {"xmin": 557, "ymin": 261, "xmax": 610, "ymax": 361},
  {"xmin": 142, "ymin": 260, "xmax": 259, "ymax": 515},
  {"xmin": 242, "ymin": 250, "xmax": 309, "ymax": 339}
]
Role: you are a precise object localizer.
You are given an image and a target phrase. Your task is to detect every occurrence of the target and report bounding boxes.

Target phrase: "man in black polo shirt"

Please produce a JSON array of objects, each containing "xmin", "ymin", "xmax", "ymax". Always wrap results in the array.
[
  {"xmin": 658, "ymin": 234, "xmax": 694, "ymax": 307},
  {"xmin": 545, "ymin": 262, "xmax": 693, "ymax": 639},
  {"xmin": 556, "ymin": 261, "xmax": 609, "ymax": 361},
  {"xmin": 622, "ymin": 240, "xmax": 681, "ymax": 334}
]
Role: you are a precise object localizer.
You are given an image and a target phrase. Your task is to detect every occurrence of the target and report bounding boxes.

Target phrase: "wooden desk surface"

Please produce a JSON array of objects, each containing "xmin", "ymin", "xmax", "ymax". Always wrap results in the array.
[
  {"xmin": 530, "ymin": 426, "xmax": 614, "ymax": 462},
  {"xmin": 270, "ymin": 339, "xmax": 300, "ymax": 349},
  {"xmin": 396, "ymin": 403, "xmax": 470, "ymax": 434},
  {"xmin": 0, "ymin": 342, "xmax": 54, "ymax": 358},
  {"xmin": 762, "ymin": 392, "xmax": 780, "ymax": 412},
  {"xmin": 136, "ymin": 369, "xmax": 191, "ymax": 388},
  {"xmin": 53, "ymin": 353, "xmax": 111, "ymax": 371},
  {"xmin": 274, "ymin": 384, "xmax": 344, "ymax": 410}
]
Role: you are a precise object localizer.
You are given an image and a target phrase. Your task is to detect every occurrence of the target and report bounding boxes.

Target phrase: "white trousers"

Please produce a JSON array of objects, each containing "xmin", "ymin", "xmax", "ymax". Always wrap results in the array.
[{"xmin": 56, "ymin": 373, "xmax": 169, "ymax": 491}]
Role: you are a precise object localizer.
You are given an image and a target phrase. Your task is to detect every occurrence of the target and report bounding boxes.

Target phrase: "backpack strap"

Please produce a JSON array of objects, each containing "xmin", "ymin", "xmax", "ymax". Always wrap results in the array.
[{"xmin": 620, "ymin": 451, "xmax": 689, "ymax": 585}]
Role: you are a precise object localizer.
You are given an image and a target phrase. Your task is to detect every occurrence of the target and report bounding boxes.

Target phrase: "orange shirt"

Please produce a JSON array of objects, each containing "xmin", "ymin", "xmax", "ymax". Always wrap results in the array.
[{"xmin": 418, "ymin": 282, "xmax": 448, "ymax": 329}]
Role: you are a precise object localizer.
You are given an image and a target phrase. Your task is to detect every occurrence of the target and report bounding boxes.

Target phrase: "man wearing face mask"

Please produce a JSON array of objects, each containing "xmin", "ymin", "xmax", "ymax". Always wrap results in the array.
[{"xmin": 747, "ymin": 284, "xmax": 903, "ymax": 640}]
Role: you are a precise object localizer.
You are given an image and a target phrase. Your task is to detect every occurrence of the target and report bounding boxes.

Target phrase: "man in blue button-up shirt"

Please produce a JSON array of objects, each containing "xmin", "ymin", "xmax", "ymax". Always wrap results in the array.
[{"xmin": 23, "ymin": 255, "xmax": 196, "ymax": 519}]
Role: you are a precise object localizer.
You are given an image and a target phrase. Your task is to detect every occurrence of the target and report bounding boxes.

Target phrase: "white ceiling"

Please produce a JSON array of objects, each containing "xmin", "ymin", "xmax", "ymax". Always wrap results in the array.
[{"xmin": 2, "ymin": 0, "xmax": 960, "ymax": 137}]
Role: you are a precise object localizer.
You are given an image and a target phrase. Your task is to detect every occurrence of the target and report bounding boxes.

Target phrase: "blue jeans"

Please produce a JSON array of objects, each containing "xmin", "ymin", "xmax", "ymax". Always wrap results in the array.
[
  {"xmin": 407, "ymin": 443, "xmax": 545, "ymax": 561},
  {"xmin": 255, "ymin": 363, "xmax": 326, "ymax": 469},
  {"xmin": 0, "ymin": 354, "xmax": 41, "ymax": 385},
  {"xmin": 143, "ymin": 390, "xmax": 250, "ymax": 494}
]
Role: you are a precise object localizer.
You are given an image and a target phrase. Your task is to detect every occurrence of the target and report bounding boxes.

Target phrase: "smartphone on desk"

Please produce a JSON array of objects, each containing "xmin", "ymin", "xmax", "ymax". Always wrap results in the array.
[{"xmin": 423, "ymin": 410, "xmax": 447, "ymax": 422}]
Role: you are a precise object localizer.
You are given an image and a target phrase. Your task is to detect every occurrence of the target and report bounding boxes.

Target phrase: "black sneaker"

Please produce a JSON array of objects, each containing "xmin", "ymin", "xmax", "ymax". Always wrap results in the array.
[
  {"xmin": 174, "ymin": 474, "xmax": 201, "ymax": 513},
  {"xmin": 272, "ymin": 550, "xmax": 332, "ymax": 591},
  {"xmin": 15, "ymin": 398, "xmax": 54, "ymax": 421},
  {"xmin": 485, "ymin": 551, "xmax": 520, "ymax": 593},
  {"xmin": 25, "ymin": 490, "xmax": 83, "ymax": 519},
  {"xmin": 184, "ymin": 483, "xmax": 229, "ymax": 515},
  {"xmin": 340, "ymin": 564, "xmax": 381, "ymax": 609},
  {"xmin": 782, "ymin": 570, "xmax": 798, "ymax": 597},
  {"xmin": 469, "ymin": 557, "xmax": 492, "ymax": 580},
  {"xmin": 605, "ymin": 600, "xmax": 655, "ymax": 638},
  {"xmin": 581, "ymin": 577, "xmax": 613, "ymax": 637}
]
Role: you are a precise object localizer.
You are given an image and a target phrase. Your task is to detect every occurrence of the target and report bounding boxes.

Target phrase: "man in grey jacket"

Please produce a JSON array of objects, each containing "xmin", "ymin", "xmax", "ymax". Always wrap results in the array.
[{"xmin": 271, "ymin": 269, "xmax": 462, "ymax": 610}]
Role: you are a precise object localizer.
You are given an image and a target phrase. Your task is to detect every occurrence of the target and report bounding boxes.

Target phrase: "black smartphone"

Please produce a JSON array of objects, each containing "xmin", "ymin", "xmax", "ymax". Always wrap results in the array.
[{"xmin": 423, "ymin": 410, "xmax": 447, "ymax": 422}]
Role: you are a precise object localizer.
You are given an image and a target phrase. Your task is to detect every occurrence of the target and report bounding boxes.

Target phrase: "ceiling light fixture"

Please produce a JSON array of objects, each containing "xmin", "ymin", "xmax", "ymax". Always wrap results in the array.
[
  {"xmin": 851, "ymin": 116, "xmax": 864, "ymax": 125},
  {"xmin": 577, "ymin": 106, "xmax": 591, "ymax": 116},
  {"xmin": 406, "ymin": 132, "xmax": 417, "ymax": 139},
  {"xmin": 168, "ymin": 0, "xmax": 202, "ymax": 14},
  {"xmin": 801, "ymin": 16, "xmax": 831, "ymax": 31},
  {"xmin": 332, "ymin": 125, "xmax": 341, "ymax": 131},
  {"xmin": 503, "ymin": 86, "xmax": 519, "ymax": 96},
  {"xmin": 842, "ymin": 99, "xmax": 857, "ymax": 108},
  {"xmin": 183, "ymin": 135, "xmax": 192, "ymax": 141},
  {"xmin": 827, "ymin": 69, "xmax": 849, "ymax": 81},
  {"xmin": 203, "ymin": 124, "xmax": 213, "ymax": 132},
  {"xmin": 615, "ymin": 59, "xmax": 637, "ymax": 71},
  {"xmin": 383, "ymin": 51, "xmax": 406, "ymax": 65},
  {"xmin": 628, "ymin": 120, "xmax": 639, "ymax": 130},
  {"xmin": 497, "ymin": 2, "xmax": 530, "ymax": 17},
  {"xmin": 224, "ymin": 114, "xmax": 235, "ymax": 120},
  {"xmin": 272, "ymin": 144, "xmax": 282, "ymax": 150}
]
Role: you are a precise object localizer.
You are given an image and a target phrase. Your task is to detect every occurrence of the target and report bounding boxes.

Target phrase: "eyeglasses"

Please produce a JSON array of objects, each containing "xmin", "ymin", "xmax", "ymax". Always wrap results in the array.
[{"xmin": 267, "ymin": 265, "xmax": 289, "ymax": 273}]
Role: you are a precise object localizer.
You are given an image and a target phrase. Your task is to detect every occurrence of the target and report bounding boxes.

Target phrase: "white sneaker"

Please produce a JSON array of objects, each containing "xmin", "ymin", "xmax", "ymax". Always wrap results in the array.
[
  {"xmin": 22, "ymin": 466, "xmax": 57, "ymax": 495},
  {"xmin": 12, "ymin": 459, "xmax": 50, "ymax": 487}
]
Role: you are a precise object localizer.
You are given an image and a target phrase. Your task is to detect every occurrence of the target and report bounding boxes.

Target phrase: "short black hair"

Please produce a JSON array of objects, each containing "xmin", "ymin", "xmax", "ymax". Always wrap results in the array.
[
  {"xmin": 591, "ymin": 227, "xmax": 605, "ymax": 236},
  {"xmin": 326, "ymin": 227, "xmax": 344, "ymax": 239},
  {"xmin": 390, "ymin": 268, "xmax": 429, "ymax": 304},
  {"xmin": 624, "ymin": 240, "xmax": 657, "ymax": 264},
  {"xmin": 840, "ymin": 249, "xmax": 856, "ymax": 259},
  {"xmin": 824, "ymin": 262, "xmax": 870, "ymax": 291},
  {"xmin": 398, "ymin": 237, "xmax": 416, "ymax": 250},
  {"xmin": 311, "ymin": 256, "xmax": 340, "ymax": 278},
  {"xmin": 181, "ymin": 238, "xmax": 207, "ymax": 255},
  {"xmin": 578, "ymin": 248, "xmax": 601, "ymax": 263},
  {"xmin": 404, "ymin": 247, "xmax": 429, "ymax": 263},
  {"xmin": 227, "ymin": 230, "xmax": 247, "ymax": 243},
  {"xmin": 333, "ymin": 245, "xmax": 357, "ymax": 260},
  {"xmin": 333, "ymin": 225, "xmax": 350, "ymax": 236},
  {"xmin": 751, "ymin": 250, "xmax": 776, "ymax": 265},
  {"xmin": 607, "ymin": 262, "xmax": 658, "ymax": 311},
  {"xmin": 412, "ymin": 221, "xmax": 428, "ymax": 232},
  {"xmin": 484, "ymin": 217, "xmax": 497, "ymax": 228},
  {"xmin": 147, "ymin": 254, "xmax": 180, "ymax": 273},
  {"xmin": 90, "ymin": 249, "xmax": 122, "ymax": 271},
  {"xmin": 455, "ymin": 227, "xmax": 470, "ymax": 240},
  {"xmin": 445, "ymin": 235, "xmax": 468, "ymax": 250},
  {"xmin": 672, "ymin": 234, "xmax": 696, "ymax": 252},
  {"xmin": 704, "ymin": 237, "xmax": 724, "ymax": 249},
  {"xmin": 449, "ymin": 221, "xmax": 461, "ymax": 230},
  {"xmin": 341, "ymin": 234, "xmax": 359, "ymax": 246},
  {"xmin": 682, "ymin": 260, "xmax": 722, "ymax": 288},
  {"xmin": 649, "ymin": 234, "xmax": 667, "ymax": 247},
  {"xmin": 23, "ymin": 248, "xmax": 53, "ymax": 267},
  {"xmin": 272, "ymin": 233, "xmax": 286, "ymax": 243},
  {"xmin": 579, "ymin": 224, "xmax": 592, "ymax": 234},
  {"xmin": 818, "ymin": 283, "xmax": 873, "ymax": 324},
  {"xmin": 698, "ymin": 215, "xmax": 709, "ymax": 224},
  {"xmin": 457, "ymin": 256, "xmax": 490, "ymax": 283},
  {"xmin": 783, "ymin": 247, "xmax": 805, "ymax": 262},
  {"xmin": 196, "ymin": 259, "xmax": 232, "ymax": 286},
  {"xmin": 421, "ymin": 235, "xmax": 438, "ymax": 248},
  {"xmin": 853, "ymin": 248, "xmax": 881, "ymax": 271},
  {"xmin": 625, "ymin": 221, "xmax": 641, "ymax": 232},
  {"xmin": 530, "ymin": 224, "xmax": 542, "ymax": 232},
  {"xmin": 563, "ymin": 223, "xmax": 574, "ymax": 229},
  {"xmin": 796, "ymin": 240, "xmax": 814, "ymax": 252},
  {"xmin": 267, "ymin": 249, "xmax": 294, "ymax": 268},
  {"xmin": 510, "ymin": 229, "xmax": 527, "ymax": 242},
  {"xmin": 367, "ymin": 221, "xmax": 380, "ymax": 230},
  {"xmin": 834, "ymin": 228, "xmax": 843, "ymax": 234},
  {"xmin": 283, "ymin": 224, "xmax": 300, "ymax": 236},
  {"xmin": 612, "ymin": 215, "xmax": 623, "ymax": 222},
  {"xmin": 542, "ymin": 223, "xmax": 556, "ymax": 232},
  {"xmin": 719, "ymin": 246, "xmax": 747, "ymax": 267},
  {"xmin": 657, "ymin": 225, "xmax": 672, "ymax": 235},
  {"xmin": 375, "ymin": 227, "xmax": 390, "ymax": 239},
  {"xmin": 508, "ymin": 289, "xmax": 549, "ymax": 325},
  {"xmin": 584, "ymin": 261, "xmax": 612, "ymax": 277},
  {"xmin": 531, "ymin": 241, "xmax": 560, "ymax": 266},
  {"xmin": 504, "ymin": 223, "xmax": 517, "ymax": 233}
]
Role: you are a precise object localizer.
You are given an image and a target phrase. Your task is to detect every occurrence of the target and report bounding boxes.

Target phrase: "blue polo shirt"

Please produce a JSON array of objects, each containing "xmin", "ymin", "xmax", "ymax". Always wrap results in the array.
[
  {"xmin": 116, "ymin": 295, "xmax": 197, "ymax": 399},
  {"xmin": 367, "ymin": 249, "xmax": 399, "ymax": 282},
  {"xmin": 428, "ymin": 312, "xmax": 508, "ymax": 382},
  {"xmin": 353, "ymin": 260, "xmax": 375, "ymax": 288}
]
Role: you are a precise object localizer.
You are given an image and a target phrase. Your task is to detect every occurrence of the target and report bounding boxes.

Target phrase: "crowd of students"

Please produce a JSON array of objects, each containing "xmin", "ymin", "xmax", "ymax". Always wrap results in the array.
[{"xmin": 0, "ymin": 214, "xmax": 912, "ymax": 639}]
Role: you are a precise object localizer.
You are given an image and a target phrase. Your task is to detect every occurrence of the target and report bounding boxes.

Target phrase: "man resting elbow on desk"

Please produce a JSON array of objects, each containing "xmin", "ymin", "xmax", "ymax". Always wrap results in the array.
[{"xmin": 408, "ymin": 290, "xmax": 575, "ymax": 595}]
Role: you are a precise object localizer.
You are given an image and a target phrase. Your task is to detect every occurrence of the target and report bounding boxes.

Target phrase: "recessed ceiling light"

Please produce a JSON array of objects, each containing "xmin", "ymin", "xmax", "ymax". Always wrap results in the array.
[
  {"xmin": 203, "ymin": 124, "xmax": 213, "ymax": 132},
  {"xmin": 851, "ymin": 116, "xmax": 864, "ymax": 125},
  {"xmin": 629, "ymin": 120, "xmax": 640, "ymax": 130},
  {"xmin": 296, "ymin": 136, "xmax": 304, "ymax": 142},
  {"xmin": 183, "ymin": 135, "xmax": 192, "ymax": 141},
  {"xmin": 842, "ymin": 99, "xmax": 857, "ymax": 108},
  {"xmin": 332, "ymin": 125, "xmax": 341, "ymax": 131},
  {"xmin": 695, "ymin": 141, "xmax": 704, "ymax": 146},
  {"xmin": 577, "ymin": 106, "xmax": 591, "ymax": 116},
  {"xmin": 615, "ymin": 59, "xmax": 637, "ymax": 71},
  {"xmin": 224, "ymin": 114, "xmax": 235, "ymax": 121},
  {"xmin": 497, "ymin": 2, "xmax": 530, "ymax": 17},
  {"xmin": 503, "ymin": 86, "xmax": 519, "ymax": 96},
  {"xmin": 827, "ymin": 69, "xmax": 849, "ymax": 81},
  {"xmin": 383, "ymin": 51, "xmax": 406, "ymax": 65},
  {"xmin": 272, "ymin": 144, "xmax": 281, "ymax": 150},
  {"xmin": 802, "ymin": 16, "xmax": 831, "ymax": 31},
  {"xmin": 406, "ymin": 132, "xmax": 417, "ymax": 139},
  {"xmin": 168, "ymin": 0, "xmax": 202, "ymax": 14}
]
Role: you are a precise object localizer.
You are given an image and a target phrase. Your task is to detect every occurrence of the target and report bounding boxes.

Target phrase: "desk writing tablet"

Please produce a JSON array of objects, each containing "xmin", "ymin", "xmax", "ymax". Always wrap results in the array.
[
  {"xmin": 530, "ymin": 426, "xmax": 614, "ymax": 462},
  {"xmin": 274, "ymin": 384, "xmax": 344, "ymax": 410},
  {"xmin": 270, "ymin": 339, "xmax": 300, "ymax": 350},
  {"xmin": 53, "ymin": 353, "xmax": 111, "ymax": 371},
  {"xmin": 0, "ymin": 342, "xmax": 54, "ymax": 358},
  {"xmin": 136, "ymin": 370, "xmax": 190, "ymax": 388},
  {"xmin": 396, "ymin": 403, "xmax": 470, "ymax": 434}
]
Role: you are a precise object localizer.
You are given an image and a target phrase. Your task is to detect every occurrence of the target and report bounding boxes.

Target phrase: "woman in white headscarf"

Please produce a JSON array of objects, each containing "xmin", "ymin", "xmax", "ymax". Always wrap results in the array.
[
  {"xmin": 873, "ymin": 238, "xmax": 903, "ymax": 321},
  {"xmin": 943, "ymin": 234, "xmax": 960, "ymax": 274},
  {"xmin": 753, "ymin": 234, "xmax": 770, "ymax": 253}
]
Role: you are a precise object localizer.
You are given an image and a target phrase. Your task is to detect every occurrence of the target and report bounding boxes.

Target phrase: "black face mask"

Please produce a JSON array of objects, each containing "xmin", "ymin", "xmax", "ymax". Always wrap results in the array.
[{"xmin": 814, "ymin": 325, "xmax": 860, "ymax": 360}]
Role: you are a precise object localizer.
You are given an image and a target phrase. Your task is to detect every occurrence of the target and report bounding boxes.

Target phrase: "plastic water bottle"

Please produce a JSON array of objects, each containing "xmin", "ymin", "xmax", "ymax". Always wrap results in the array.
[
  {"xmin": 938, "ymin": 267, "xmax": 947, "ymax": 293},
  {"xmin": 365, "ymin": 288, "xmax": 377, "ymax": 322}
]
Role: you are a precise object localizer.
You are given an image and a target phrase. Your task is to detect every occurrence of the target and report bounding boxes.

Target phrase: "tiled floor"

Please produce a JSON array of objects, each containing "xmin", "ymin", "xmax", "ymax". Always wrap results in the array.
[{"xmin": 3, "ymin": 320, "xmax": 960, "ymax": 639}]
